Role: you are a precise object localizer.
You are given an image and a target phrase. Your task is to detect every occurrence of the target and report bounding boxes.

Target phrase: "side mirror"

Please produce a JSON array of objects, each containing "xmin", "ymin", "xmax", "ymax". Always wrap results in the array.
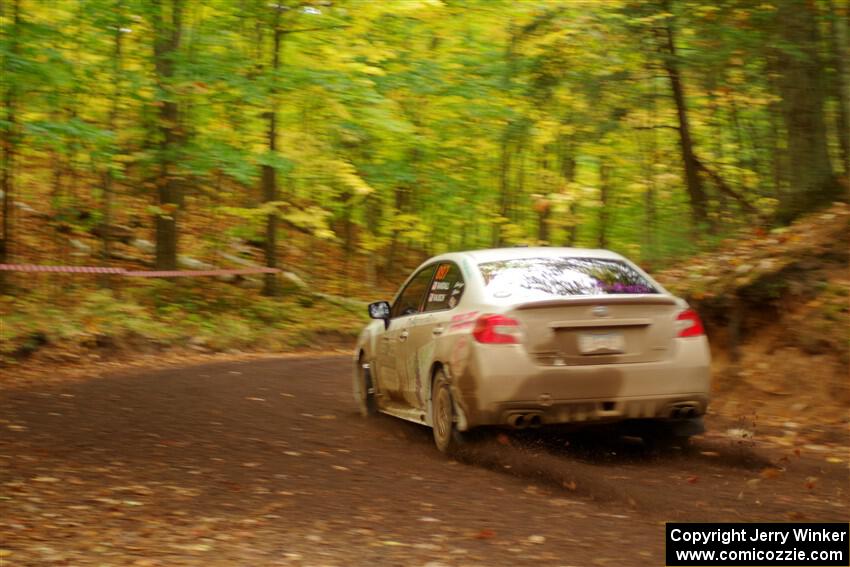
[{"xmin": 368, "ymin": 301, "xmax": 391, "ymax": 328}]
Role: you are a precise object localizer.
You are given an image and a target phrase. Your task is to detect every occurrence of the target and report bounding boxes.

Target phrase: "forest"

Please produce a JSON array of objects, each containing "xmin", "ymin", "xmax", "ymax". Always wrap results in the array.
[
  {"xmin": 1, "ymin": 4, "xmax": 849, "ymax": 563},
  {"xmin": 0, "ymin": 0, "xmax": 848, "ymax": 357}
]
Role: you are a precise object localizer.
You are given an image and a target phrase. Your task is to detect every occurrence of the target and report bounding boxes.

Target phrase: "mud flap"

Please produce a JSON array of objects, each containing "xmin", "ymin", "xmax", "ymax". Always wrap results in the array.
[
  {"xmin": 452, "ymin": 395, "xmax": 469, "ymax": 432},
  {"xmin": 441, "ymin": 365, "xmax": 469, "ymax": 432}
]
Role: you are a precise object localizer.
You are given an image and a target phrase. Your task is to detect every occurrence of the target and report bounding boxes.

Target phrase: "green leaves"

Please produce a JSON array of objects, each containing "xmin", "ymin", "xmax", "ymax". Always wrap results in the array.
[{"xmin": 3, "ymin": 0, "xmax": 845, "ymax": 282}]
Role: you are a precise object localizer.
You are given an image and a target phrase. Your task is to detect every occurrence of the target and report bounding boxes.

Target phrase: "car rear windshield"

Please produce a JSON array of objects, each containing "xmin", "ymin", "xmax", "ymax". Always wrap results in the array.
[{"xmin": 478, "ymin": 257, "xmax": 659, "ymax": 300}]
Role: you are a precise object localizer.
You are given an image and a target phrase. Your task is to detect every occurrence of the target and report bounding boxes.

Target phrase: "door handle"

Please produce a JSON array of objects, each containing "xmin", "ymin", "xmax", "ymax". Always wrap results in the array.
[
  {"xmin": 399, "ymin": 330, "xmax": 409, "ymax": 341},
  {"xmin": 432, "ymin": 326, "xmax": 445, "ymax": 336}
]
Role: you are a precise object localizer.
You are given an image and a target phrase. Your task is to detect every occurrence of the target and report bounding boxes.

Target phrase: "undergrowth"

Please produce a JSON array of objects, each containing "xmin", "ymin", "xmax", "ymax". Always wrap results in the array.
[{"xmin": 0, "ymin": 279, "xmax": 368, "ymax": 365}]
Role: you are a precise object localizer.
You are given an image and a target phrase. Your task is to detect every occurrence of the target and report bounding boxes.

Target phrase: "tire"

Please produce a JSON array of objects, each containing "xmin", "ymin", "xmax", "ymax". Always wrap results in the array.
[
  {"xmin": 355, "ymin": 358, "xmax": 378, "ymax": 417},
  {"xmin": 431, "ymin": 370, "xmax": 465, "ymax": 454}
]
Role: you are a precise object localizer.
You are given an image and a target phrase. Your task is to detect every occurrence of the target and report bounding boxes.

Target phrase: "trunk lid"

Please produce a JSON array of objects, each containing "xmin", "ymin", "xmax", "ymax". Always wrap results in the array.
[{"xmin": 509, "ymin": 296, "xmax": 678, "ymax": 365}]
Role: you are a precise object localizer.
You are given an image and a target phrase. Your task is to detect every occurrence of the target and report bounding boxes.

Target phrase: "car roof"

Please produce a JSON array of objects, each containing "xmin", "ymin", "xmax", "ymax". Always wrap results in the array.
[{"xmin": 432, "ymin": 247, "xmax": 628, "ymax": 265}]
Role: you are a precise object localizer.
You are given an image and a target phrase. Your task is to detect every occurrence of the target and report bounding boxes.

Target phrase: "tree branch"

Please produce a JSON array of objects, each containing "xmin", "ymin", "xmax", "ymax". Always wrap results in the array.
[
  {"xmin": 632, "ymin": 124, "xmax": 680, "ymax": 131},
  {"xmin": 281, "ymin": 24, "xmax": 349, "ymax": 35},
  {"xmin": 693, "ymin": 157, "xmax": 759, "ymax": 215}
]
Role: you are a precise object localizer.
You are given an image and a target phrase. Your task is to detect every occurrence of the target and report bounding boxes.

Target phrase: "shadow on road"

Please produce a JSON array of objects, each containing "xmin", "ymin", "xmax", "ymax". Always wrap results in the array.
[{"xmin": 367, "ymin": 415, "xmax": 776, "ymax": 511}]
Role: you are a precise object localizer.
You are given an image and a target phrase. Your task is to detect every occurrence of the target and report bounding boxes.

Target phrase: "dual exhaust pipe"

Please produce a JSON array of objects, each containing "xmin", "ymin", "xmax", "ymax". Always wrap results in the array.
[
  {"xmin": 670, "ymin": 405, "xmax": 699, "ymax": 419},
  {"xmin": 507, "ymin": 412, "xmax": 543, "ymax": 429}
]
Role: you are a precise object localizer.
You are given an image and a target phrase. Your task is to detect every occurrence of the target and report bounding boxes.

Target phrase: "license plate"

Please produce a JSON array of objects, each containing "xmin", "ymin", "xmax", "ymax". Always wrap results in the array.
[{"xmin": 578, "ymin": 332, "xmax": 624, "ymax": 354}]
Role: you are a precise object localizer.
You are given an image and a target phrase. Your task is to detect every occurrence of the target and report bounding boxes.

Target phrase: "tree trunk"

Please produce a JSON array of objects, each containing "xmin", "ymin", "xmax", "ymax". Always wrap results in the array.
[
  {"xmin": 536, "ymin": 191, "xmax": 551, "ymax": 244},
  {"xmin": 558, "ymin": 134, "xmax": 578, "ymax": 246},
  {"xmin": 102, "ymin": 8, "xmax": 123, "ymax": 267},
  {"xmin": 493, "ymin": 25, "xmax": 519, "ymax": 248},
  {"xmin": 261, "ymin": 11, "xmax": 284, "ymax": 296},
  {"xmin": 775, "ymin": 0, "xmax": 841, "ymax": 220},
  {"xmin": 597, "ymin": 163, "xmax": 610, "ymax": 248},
  {"xmin": 151, "ymin": 0, "xmax": 184, "ymax": 271},
  {"xmin": 827, "ymin": 0, "xmax": 850, "ymax": 177},
  {"xmin": 493, "ymin": 130, "xmax": 512, "ymax": 247},
  {"xmin": 658, "ymin": 2, "xmax": 710, "ymax": 229},
  {"xmin": 640, "ymin": 90, "xmax": 658, "ymax": 263},
  {"xmin": 384, "ymin": 182, "xmax": 410, "ymax": 278},
  {"xmin": 0, "ymin": 0, "xmax": 20, "ymax": 290},
  {"xmin": 513, "ymin": 144, "xmax": 526, "ymax": 226}
]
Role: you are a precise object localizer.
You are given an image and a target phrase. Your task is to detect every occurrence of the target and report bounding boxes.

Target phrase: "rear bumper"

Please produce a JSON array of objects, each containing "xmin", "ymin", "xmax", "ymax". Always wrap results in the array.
[{"xmin": 453, "ymin": 337, "xmax": 711, "ymax": 428}]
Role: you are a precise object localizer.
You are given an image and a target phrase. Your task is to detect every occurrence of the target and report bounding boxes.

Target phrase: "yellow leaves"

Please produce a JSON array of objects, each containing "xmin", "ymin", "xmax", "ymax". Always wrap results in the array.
[
  {"xmin": 695, "ymin": 5, "xmax": 720, "ymax": 19},
  {"xmin": 33, "ymin": 476, "xmax": 61, "ymax": 483},
  {"xmin": 332, "ymin": 160, "xmax": 374, "ymax": 196},
  {"xmin": 392, "ymin": 0, "xmax": 444, "ymax": 16},
  {"xmin": 530, "ymin": 118, "xmax": 561, "ymax": 146},
  {"xmin": 282, "ymin": 206, "xmax": 335, "ymax": 240},
  {"xmin": 350, "ymin": 62, "xmax": 385, "ymax": 77}
]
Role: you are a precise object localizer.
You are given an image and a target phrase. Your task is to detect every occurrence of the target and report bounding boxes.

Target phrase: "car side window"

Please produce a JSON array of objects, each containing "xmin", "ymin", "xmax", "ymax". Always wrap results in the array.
[
  {"xmin": 391, "ymin": 265, "xmax": 436, "ymax": 319},
  {"xmin": 424, "ymin": 262, "xmax": 465, "ymax": 312}
]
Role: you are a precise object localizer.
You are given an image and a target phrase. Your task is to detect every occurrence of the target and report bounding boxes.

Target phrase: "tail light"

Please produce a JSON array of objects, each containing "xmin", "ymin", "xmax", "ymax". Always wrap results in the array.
[
  {"xmin": 676, "ymin": 309, "xmax": 704, "ymax": 337},
  {"xmin": 473, "ymin": 314, "xmax": 521, "ymax": 344}
]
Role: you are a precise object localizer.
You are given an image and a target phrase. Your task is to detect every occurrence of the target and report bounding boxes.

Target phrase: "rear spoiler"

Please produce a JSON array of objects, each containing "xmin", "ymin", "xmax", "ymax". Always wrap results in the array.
[{"xmin": 513, "ymin": 295, "xmax": 677, "ymax": 310}]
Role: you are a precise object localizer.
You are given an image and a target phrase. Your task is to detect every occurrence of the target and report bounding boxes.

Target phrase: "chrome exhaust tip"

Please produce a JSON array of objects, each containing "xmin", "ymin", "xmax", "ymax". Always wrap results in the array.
[
  {"xmin": 527, "ymin": 414, "xmax": 543, "ymax": 428},
  {"xmin": 508, "ymin": 414, "xmax": 527, "ymax": 429}
]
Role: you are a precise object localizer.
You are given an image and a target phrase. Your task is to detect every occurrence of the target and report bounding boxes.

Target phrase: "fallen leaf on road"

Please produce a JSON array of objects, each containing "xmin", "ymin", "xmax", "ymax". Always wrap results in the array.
[
  {"xmin": 172, "ymin": 543, "xmax": 212, "ymax": 552},
  {"xmin": 760, "ymin": 467, "xmax": 782, "ymax": 479},
  {"xmin": 33, "ymin": 476, "xmax": 60, "ymax": 483},
  {"xmin": 245, "ymin": 397, "xmax": 265, "ymax": 402},
  {"xmin": 528, "ymin": 535, "xmax": 546, "ymax": 544},
  {"xmin": 687, "ymin": 476, "xmax": 699, "ymax": 484},
  {"xmin": 475, "ymin": 529, "xmax": 496, "ymax": 540}
]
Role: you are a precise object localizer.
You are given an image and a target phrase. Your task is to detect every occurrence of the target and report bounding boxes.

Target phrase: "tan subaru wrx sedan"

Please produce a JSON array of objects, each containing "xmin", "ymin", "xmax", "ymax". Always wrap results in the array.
[{"xmin": 354, "ymin": 248, "xmax": 711, "ymax": 453}]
